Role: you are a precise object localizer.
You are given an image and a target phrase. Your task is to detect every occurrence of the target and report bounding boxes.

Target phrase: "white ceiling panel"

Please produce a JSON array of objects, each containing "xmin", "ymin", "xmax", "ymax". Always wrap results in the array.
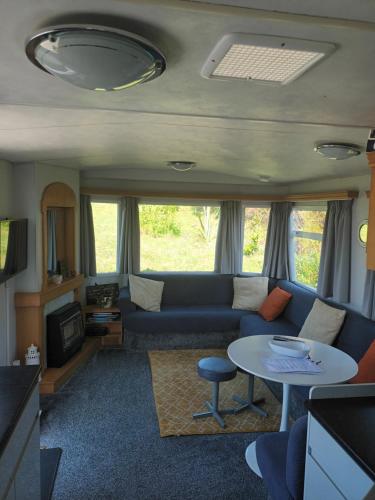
[{"xmin": 0, "ymin": 0, "xmax": 374, "ymax": 185}]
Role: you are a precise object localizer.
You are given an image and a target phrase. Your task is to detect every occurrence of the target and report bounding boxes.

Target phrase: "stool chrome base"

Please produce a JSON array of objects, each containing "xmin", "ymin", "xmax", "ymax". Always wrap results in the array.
[
  {"xmin": 233, "ymin": 374, "xmax": 268, "ymax": 417},
  {"xmin": 193, "ymin": 381, "xmax": 237, "ymax": 428}
]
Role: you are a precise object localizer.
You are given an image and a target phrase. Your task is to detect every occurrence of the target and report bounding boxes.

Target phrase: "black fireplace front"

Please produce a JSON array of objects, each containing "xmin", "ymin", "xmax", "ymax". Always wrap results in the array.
[{"xmin": 47, "ymin": 302, "xmax": 84, "ymax": 367}]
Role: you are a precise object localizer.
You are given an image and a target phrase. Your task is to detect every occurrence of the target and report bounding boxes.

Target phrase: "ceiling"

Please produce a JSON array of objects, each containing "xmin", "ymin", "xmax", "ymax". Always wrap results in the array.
[{"xmin": 1, "ymin": 0, "xmax": 375, "ymax": 186}]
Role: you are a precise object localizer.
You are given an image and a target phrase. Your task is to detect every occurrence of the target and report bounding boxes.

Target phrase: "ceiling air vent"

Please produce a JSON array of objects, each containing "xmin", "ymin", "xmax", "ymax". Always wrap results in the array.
[{"xmin": 201, "ymin": 34, "xmax": 335, "ymax": 85}]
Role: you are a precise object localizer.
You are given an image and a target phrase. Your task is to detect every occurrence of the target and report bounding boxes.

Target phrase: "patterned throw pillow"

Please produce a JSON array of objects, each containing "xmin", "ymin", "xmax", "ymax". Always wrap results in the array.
[
  {"xmin": 298, "ymin": 299, "xmax": 346, "ymax": 344},
  {"xmin": 232, "ymin": 277, "xmax": 269, "ymax": 311},
  {"xmin": 129, "ymin": 275, "xmax": 164, "ymax": 312}
]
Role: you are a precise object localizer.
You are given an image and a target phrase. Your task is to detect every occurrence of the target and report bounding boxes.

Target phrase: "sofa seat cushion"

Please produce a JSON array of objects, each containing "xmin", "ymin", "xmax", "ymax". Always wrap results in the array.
[
  {"xmin": 124, "ymin": 305, "xmax": 250, "ymax": 334},
  {"xmin": 240, "ymin": 314, "xmax": 299, "ymax": 338}
]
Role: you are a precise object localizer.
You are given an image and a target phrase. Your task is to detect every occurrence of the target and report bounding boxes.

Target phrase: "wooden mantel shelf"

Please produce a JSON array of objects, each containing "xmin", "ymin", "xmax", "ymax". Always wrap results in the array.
[{"xmin": 15, "ymin": 274, "xmax": 84, "ymax": 308}]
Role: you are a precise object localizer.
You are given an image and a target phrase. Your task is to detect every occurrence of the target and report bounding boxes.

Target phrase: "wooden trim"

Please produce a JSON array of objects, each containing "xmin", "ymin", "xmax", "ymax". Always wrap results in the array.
[
  {"xmin": 285, "ymin": 191, "xmax": 358, "ymax": 202},
  {"xmin": 81, "ymin": 187, "xmax": 358, "ymax": 202},
  {"xmin": 367, "ymin": 152, "xmax": 375, "ymax": 169},
  {"xmin": 367, "ymin": 166, "xmax": 375, "ymax": 270},
  {"xmin": 41, "ymin": 182, "xmax": 76, "ymax": 211}
]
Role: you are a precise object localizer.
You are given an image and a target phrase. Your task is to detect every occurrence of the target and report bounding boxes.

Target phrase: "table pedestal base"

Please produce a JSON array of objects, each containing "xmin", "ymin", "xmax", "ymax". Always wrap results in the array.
[
  {"xmin": 279, "ymin": 383, "xmax": 290, "ymax": 432},
  {"xmin": 245, "ymin": 441, "xmax": 262, "ymax": 478},
  {"xmin": 233, "ymin": 373, "xmax": 268, "ymax": 417}
]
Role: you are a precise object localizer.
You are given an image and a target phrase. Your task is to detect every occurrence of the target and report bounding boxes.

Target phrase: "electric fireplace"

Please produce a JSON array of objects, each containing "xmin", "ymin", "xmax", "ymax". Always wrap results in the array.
[{"xmin": 47, "ymin": 302, "xmax": 84, "ymax": 367}]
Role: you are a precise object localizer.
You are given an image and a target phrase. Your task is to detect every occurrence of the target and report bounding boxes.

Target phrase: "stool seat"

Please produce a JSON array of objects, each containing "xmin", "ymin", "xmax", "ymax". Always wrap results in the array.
[{"xmin": 198, "ymin": 356, "xmax": 237, "ymax": 382}]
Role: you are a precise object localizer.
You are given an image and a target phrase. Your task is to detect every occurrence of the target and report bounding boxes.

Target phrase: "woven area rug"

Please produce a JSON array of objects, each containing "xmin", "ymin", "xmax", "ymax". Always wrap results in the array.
[{"xmin": 148, "ymin": 349, "xmax": 282, "ymax": 437}]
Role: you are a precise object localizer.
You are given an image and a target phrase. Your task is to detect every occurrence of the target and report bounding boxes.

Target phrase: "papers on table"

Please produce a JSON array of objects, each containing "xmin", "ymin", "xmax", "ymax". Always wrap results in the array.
[{"xmin": 262, "ymin": 356, "xmax": 323, "ymax": 374}]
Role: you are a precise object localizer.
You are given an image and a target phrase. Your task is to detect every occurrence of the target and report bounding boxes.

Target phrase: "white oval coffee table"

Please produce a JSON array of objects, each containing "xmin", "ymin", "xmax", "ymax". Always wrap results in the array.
[{"xmin": 227, "ymin": 335, "xmax": 358, "ymax": 432}]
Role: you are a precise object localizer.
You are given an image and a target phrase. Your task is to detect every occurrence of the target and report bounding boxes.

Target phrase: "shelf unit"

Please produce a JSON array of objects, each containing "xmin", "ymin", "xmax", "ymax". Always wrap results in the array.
[{"xmin": 83, "ymin": 305, "xmax": 123, "ymax": 347}]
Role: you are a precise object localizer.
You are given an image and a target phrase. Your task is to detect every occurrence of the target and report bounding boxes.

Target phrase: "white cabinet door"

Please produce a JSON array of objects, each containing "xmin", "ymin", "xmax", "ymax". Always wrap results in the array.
[{"xmin": 304, "ymin": 454, "xmax": 344, "ymax": 500}]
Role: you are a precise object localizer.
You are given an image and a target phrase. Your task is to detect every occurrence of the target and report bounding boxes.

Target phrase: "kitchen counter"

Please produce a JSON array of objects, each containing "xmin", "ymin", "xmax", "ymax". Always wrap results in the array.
[
  {"xmin": 0, "ymin": 366, "xmax": 40, "ymax": 456},
  {"xmin": 305, "ymin": 396, "xmax": 375, "ymax": 482}
]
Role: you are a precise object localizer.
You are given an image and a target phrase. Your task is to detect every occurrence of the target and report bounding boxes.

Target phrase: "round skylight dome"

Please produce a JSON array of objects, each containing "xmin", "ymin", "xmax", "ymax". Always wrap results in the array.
[{"xmin": 25, "ymin": 25, "xmax": 166, "ymax": 91}]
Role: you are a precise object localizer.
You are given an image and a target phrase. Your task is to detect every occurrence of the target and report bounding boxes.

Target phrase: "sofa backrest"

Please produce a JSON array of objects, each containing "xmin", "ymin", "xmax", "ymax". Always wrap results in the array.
[
  {"xmin": 334, "ymin": 310, "xmax": 375, "ymax": 361},
  {"xmin": 276, "ymin": 280, "xmax": 317, "ymax": 329},
  {"xmin": 276, "ymin": 279, "xmax": 375, "ymax": 361},
  {"xmin": 136, "ymin": 273, "xmax": 235, "ymax": 306}
]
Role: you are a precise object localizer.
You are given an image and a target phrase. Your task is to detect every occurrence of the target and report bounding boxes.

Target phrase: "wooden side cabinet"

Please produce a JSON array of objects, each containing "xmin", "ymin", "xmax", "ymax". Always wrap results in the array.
[
  {"xmin": 83, "ymin": 305, "xmax": 123, "ymax": 347},
  {"xmin": 366, "ymin": 150, "xmax": 375, "ymax": 270}
]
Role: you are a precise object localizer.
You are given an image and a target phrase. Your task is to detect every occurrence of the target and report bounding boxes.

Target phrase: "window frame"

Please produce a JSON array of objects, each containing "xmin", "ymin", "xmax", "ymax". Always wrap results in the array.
[
  {"xmin": 138, "ymin": 199, "xmax": 220, "ymax": 273},
  {"xmin": 241, "ymin": 202, "xmax": 271, "ymax": 276},
  {"xmin": 91, "ymin": 197, "xmax": 121, "ymax": 276},
  {"xmin": 289, "ymin": 203, "xmax": 326, "ymax": 290}
]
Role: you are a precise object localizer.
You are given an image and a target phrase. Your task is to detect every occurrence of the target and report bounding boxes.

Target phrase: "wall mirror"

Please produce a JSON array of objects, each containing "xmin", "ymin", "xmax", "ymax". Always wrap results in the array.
[
  {"xmin": 358, "ymin": 220, "xmax": 368, "ymax": 247},
  {"xmin": 41, "ymin": 182, "xmax": 77, "ymax": 290},
  {"xmin": 47, "ymin": 207, "xmax": 67, "ymax": 275}
]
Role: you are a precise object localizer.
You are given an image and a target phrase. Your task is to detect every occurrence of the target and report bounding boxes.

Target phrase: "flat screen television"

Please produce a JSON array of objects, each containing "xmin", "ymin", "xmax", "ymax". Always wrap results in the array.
[{"xmin": 0, "ymin": 219, "xmax": 28, "ymax": 285}]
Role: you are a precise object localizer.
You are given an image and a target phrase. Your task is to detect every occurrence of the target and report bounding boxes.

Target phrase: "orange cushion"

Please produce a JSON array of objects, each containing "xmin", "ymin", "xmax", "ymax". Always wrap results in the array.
[
  {"xmin": 258, "ymin": 287, "xmax": 293, "ymax": 322},
  {"xmin": 349, "ymin": 340, "xmax": 375, "ymax": 384}
]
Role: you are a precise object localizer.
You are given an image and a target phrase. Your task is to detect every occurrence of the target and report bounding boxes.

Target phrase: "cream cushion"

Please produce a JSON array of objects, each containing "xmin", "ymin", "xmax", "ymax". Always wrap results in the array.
[
  {"xmin": 129, "ymin": 275, "xmax": 164, "ymax": 312},
  {"xmin": 232, "ymin": 277, "xmax": 269, "ymax": 311},
  {"xmin": 299, "ymin": 298, "xmax": 346, "ymax": 344}
]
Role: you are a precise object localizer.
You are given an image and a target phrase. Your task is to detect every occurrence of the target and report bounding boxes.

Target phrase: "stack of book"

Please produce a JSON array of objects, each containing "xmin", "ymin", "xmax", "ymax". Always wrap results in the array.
[{"xmin": 86, "ymin": 311, "xmax": 121, "ymax": 324}]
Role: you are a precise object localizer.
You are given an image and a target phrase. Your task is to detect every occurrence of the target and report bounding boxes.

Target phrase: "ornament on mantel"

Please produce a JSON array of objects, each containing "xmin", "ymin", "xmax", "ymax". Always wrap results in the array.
[{"xmin": 25, "ymin": 344, "xmax": 40, "ymax": 365}]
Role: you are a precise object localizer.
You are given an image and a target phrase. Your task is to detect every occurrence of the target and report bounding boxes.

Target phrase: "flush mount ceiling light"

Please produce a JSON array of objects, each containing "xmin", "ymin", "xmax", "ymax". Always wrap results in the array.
[
  {"xmin": 201, "ymin": 34, "xmax": 335, "ymax": 85},
  {"xmin": 314, "ymin": 143, "xmax": 361, "ymax": 160},
  {"xmin": 25, "ymin": 24, "xmax": 166, "ymax": 91},
  {"xmin": 167, "ymin": 161, "xmax": 196, "ymax": 172},
  {"xmin": 258, "ymin": 175, "xmax": 271, "ymax": 183}
]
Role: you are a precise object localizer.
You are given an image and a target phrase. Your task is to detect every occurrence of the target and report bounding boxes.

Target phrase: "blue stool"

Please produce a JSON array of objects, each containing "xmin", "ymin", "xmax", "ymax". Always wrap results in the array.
[{"xmin": 193, "ymin": 356, "xmax": 238, "ymax": 428}]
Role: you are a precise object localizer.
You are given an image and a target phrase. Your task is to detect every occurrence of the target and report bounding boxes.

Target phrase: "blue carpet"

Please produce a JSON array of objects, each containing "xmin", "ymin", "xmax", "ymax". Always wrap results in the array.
[{"xmin": 40, "ymin": 350, "xmax": 267, "ymax": 500}]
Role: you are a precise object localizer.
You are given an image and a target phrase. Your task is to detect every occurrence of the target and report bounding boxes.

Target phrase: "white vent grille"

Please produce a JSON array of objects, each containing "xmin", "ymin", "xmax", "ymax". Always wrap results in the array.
[{"xmin": 202, "ymin": 34, "xmax": 335, "ymax": 85}]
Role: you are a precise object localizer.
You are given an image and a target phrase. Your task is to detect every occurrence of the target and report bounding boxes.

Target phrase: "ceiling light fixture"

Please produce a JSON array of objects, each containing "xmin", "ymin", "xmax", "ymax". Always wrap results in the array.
[
  {"xmin": 314, "ymin": 143, "xmax": 361, "ymax": 160},
  {"xmin": 167, "ymin": 161, "xmax": 196, "ymax": 172},
  {"xmin": 201, "ymin": 34, "xmax": 335, "ymax": 85},
  {"xmin": 258, "ymin": 175, "xmax": 271, "ymax": 183},
  {"xmin": 25, "ymin": 24, "xmax": 166, "ymax": 91}
]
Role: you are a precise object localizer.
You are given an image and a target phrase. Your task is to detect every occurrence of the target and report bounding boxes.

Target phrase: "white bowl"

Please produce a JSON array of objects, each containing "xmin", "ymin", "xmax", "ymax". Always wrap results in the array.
[{"xmin": 268, "ymin": 339, "xmax": 310, "ymax": 358}]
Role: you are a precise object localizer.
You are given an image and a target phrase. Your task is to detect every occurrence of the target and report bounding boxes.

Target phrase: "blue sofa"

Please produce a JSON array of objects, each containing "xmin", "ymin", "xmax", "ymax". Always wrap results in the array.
[{"xmin": 119, "ymin": 273, "xmax": 250, "ymax": 350}]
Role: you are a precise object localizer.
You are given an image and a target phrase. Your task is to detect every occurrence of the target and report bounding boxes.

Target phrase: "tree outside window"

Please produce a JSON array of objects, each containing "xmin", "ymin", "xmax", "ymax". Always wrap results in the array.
[
  {"xmin": 91, "ymin": 201, "xmax": 119, "ymax": 274},
  {"xmin": 290, "ymin": 207, "xmax": 326, "ymax": 288},
  {"xmin": 139, "ymin": 204, "xmax": 220, "ymax": 271},
  {"xmin": 242, "ymin": 207, "xmax": 270, "ymax": 274}
]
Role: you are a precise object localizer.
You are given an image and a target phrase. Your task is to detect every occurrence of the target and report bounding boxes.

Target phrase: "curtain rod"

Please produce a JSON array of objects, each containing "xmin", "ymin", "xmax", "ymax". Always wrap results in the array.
[{"xmin": 80, "ymin": 187, "xmax": 358, "ymax": 202}]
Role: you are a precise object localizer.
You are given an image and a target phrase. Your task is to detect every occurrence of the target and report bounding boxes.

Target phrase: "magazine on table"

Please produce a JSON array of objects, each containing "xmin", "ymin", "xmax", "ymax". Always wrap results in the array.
[{"xmin": 262, "ymin": 356, "xmax": 323, "ymax": 374}]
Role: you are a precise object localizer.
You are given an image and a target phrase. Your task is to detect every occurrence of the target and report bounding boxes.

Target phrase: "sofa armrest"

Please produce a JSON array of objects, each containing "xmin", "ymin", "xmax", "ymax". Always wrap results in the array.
[{"xmin": 118, "ymin": 287, "xmax": 137, "ymax": 316}]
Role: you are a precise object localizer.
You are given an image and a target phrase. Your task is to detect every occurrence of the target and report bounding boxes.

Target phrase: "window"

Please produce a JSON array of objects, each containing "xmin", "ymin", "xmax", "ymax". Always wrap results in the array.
[
  {"xmin": 290, "ymin": 206, "xmax": 326, "ymax": 288},
  {"xmin": 242, "ymin": 206, "xmax": 270, "ymax": 273},
  {"xmin": 91, "ymin": 201, "xmax": 119, "ymax": 274},
  {"xmin": 139, "ymin": 203, "xmax": 220, "ymax": 271}
]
